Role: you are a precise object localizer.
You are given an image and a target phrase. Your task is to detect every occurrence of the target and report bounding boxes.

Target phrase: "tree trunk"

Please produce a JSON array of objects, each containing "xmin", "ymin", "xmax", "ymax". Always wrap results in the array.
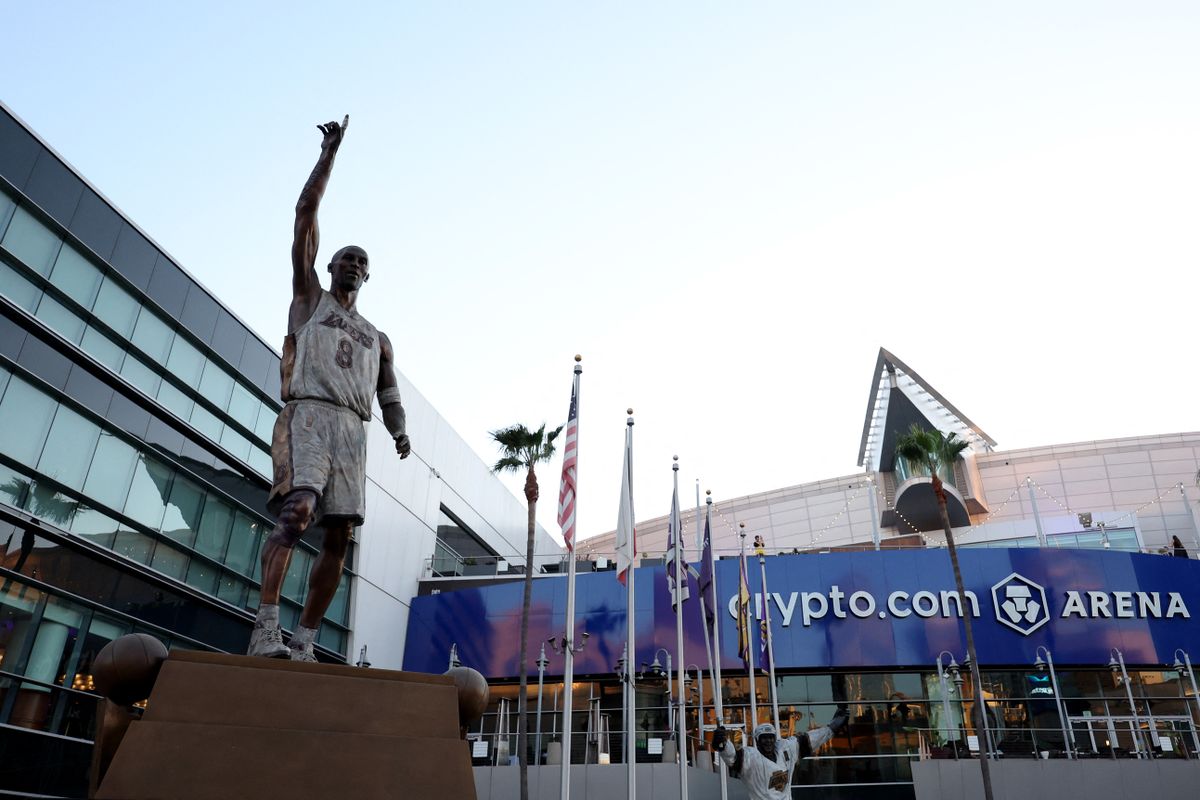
[
  {"xmin": 518, "ymin": 467, "xmax": 538, "ymax": 800},
  {"xmin": 933, "ymin": 475, "xmax": 994, "ymax": 800}
]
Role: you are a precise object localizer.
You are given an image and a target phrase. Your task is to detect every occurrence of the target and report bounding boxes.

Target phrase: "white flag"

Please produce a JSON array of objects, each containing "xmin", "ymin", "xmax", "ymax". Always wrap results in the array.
[{"xmin": 615, "ymin": 423, "xmax": 636, "ymax": 585}]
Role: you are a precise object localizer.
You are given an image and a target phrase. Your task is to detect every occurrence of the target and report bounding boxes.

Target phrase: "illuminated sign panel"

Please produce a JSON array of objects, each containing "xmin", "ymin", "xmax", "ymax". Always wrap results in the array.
[{"xmin": 403, "ymin": 549, "xmax": 1200, "ymax": 678}]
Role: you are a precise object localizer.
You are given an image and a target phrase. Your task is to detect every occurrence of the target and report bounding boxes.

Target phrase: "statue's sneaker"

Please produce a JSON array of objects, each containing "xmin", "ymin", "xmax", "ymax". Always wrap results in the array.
[
  {"xmin": 247, "ymin": 623, "xmax": 290, "ymax": 658},
  {"xmin": 289, "ymin": 640, "xmax": 318, "ymax": 663}
]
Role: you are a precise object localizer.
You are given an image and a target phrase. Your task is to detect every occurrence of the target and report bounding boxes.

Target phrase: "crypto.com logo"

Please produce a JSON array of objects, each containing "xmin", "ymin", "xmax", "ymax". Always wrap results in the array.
[{"xmin": 991, "ymin": 573, "xmax": 1050, "ymax": 635}]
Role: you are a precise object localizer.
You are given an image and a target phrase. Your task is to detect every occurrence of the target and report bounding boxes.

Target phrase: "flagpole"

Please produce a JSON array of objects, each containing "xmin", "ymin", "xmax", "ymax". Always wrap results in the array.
[
  {"xmin": 758, "ymin": 551, "xmax": 781, "ymax": 733},
  {"xmin": 697, "ymin": 556, "xmax": 716, "ymax": 754},
  {"xmin": 739, "ymin": 524, "xmax": 758, "ymax": 732},
  {"xmin": 561, "ymin": 549, "xmax": 577, "ymax": 800},
  {"xmin": 559, "ymin": 357, "xmax": 582, "ymax": 800},
  {"xmin": 672, "ymin": 457, "xmax": 689, "ymax": 800},
  {"xmin": 706, "ymin": 494, "xmax": 729, "ymax": 800},
  {"xmin": 621, "ymin": 410, "xmax": 637, "ymax": 800}
]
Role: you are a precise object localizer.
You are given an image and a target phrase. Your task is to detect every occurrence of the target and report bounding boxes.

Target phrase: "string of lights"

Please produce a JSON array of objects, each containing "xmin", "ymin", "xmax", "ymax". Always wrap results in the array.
[
  {"xmin": 809, "ymin": 481, "xmax": 869, "ymax": 547},
  {"xmin": 575, "ymin": 471, "xmax": 1190, "ymax": 561},
  {"xmin": 951, "ymin": 482, "xmax": 1025, "ymax": 543}
]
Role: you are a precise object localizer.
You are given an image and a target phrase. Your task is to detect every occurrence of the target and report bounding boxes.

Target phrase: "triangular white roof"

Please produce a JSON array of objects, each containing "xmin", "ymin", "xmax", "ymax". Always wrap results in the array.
[{"xmin": 858, "ymin": 348, "xmax": 996, "ymax": 471}]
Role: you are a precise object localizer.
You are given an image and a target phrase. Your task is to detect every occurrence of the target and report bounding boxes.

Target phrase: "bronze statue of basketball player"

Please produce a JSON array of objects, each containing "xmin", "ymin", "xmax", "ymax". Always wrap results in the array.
[{"xmin": 248, "ymin": 116, "xmax": 411, "ymax": 662}]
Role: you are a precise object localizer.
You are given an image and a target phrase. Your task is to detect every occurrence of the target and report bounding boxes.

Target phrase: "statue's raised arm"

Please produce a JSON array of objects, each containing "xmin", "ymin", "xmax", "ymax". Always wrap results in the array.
[{"xmin": 290, "ymin": 116, "xmax": 348, "ymax": 329}]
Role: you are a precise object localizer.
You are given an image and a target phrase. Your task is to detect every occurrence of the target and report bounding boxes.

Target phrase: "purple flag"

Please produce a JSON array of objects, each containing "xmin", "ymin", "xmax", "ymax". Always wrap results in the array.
[{"xmin": 698, "ymin": 514, "xmax": 715, "ymax": 626}]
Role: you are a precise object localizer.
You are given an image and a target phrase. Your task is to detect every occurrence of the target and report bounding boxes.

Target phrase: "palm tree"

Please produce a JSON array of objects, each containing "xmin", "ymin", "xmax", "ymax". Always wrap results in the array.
[
  {"xmin": 491, "ymin": 422, "xmax": 563, "ymax": 800},
  {"xmin": 895, "ymin": 423, "xmax": 994, "ymax": 800}
]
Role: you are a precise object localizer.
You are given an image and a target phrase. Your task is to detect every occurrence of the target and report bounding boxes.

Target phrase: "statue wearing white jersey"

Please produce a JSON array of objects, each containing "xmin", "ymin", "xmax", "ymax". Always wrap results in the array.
[
  {"xmin": 712, "ymin": 707, "xmax": 848, "ymax": 800},
  {"xmin": 248, "ymin": 116, "xmax": 411, "ymax": 662}
]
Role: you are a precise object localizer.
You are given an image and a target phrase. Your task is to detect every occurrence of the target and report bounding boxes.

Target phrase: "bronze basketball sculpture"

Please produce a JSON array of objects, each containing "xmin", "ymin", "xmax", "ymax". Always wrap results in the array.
[
  {"xmin": 92, "ymin": 633, "xmax": 168, "ymax": 706},
  {"xmin": 445, "ymin": 664, "xmax": 489, "ymax": 737}
]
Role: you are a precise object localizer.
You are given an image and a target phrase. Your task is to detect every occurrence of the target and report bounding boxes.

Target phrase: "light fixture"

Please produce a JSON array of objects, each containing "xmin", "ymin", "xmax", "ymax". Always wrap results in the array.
[
  {"xmin": 1109, "ymin": 648, "xmax": 1148, "ymax": 757},
  {"xmin": 1170, "ymin": 648, "xmax": 1200, "ymax": 740},
  {"xmin": 935, "ymin": 651, "xmax": 965, "ymax": 746},
  {"xmin": 1034, "ymin": 645, "xmax": 1074, "ymax": 758}
]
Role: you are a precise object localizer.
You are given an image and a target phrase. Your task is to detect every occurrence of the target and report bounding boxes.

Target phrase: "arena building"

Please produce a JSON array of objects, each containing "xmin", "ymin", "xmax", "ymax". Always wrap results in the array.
[
  {"xmin": 0, "ymin": 103, "xmax": 553, "ymax": 797},
  {"xmin": 408, "ymin": 350, "xmax": 1200, "ymax": 799}
]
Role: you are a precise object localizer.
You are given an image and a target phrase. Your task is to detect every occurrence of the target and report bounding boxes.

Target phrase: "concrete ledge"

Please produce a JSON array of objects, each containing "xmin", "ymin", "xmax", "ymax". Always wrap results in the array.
[
  {"xmin": 474, "ymin": 764, "xmax": 749, "ymax": 799},
  {"xmin": 913, "ymin": 758, "xmax": 1200, "ymax": 800}
]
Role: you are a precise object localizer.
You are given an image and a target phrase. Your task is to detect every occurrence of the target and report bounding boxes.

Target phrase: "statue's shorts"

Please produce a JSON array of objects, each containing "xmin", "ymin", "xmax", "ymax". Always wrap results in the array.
[{"xmin": 267, "ymin": 398, "xmax": 367, "ymax": 526}]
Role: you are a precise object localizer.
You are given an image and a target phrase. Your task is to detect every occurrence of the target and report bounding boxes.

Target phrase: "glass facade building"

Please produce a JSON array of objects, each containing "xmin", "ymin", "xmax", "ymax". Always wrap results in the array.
[
  {"xmin": 0, "ymin": 102, "xmax": 553, "ymax": 799},
  {"xmin": 0, "ymin": 105, "xmax": 346, "ymax": 796}
]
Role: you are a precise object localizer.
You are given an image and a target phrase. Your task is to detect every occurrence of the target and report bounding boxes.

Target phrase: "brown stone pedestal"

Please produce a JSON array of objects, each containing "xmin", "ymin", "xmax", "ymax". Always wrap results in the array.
[{"xmin": 93, "ymin": 650, "xmax": 476, "ymax": 799}]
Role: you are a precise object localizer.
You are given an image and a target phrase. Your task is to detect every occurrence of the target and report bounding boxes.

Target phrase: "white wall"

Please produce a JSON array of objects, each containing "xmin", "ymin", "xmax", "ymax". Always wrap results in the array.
[
  {"xmin": 348, "ymin": 368, "xmax": 560, "ymax": 669},
  {"xmin": 976, "ymin": 433, "xmax": 1200, "ymax": 551},
  {"xmin": 577, "ymin": 432, "xmax": 1200, "ymax": 561}
]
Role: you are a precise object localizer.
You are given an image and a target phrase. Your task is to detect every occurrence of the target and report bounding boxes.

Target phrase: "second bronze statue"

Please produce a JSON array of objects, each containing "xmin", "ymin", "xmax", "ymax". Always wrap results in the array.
[{"xmin": 248, "ymin": 116, "xmax": 412, "ymax": 663}]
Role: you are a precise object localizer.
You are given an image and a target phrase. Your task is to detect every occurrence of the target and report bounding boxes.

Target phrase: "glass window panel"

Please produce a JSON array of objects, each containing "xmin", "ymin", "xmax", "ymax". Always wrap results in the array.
[
  {"xmin": 249, "ymin": 447, "xmax": 272, "ymax": 479},
  {"xmin": 112, "ymin": 526, "xmax": 154, "ymax": 565},
  {"xmin": 23, "ymin": 607, "xmax": 81, "ymax": 688},
  {"xmin": 215, "ymin": 571, "xmax": 247, "ymax": 607},
  {"xmin": 155, "ymin": 380, "xmax": 193, "ymax": 421},
  {"xmin": 92, "ymin": 277, "xmax": 139, "ymax": 338},
  {"xmin": 189, "ymin": 404, "xmax": 222, "ymax": 441},
  {"xmin": 122, "ymin": 454, "xmax": 172, "ymax": 529},
  {"xmin": 34, "ymin": 294, "xmax": 85, "ymax": 344},
  {"xmin": 69, "ymin": 504, "xmax": 119, "ymax": 548},
  {"xmin": 220, "ymin": 426, "xmax": 251, "ymax": 462},
  {"xmin": 282, "ymin": 548, "xmax": 311, "ymax": 603},
  {"xmin": 37, "ymin": 404, "xmax": 101, "ymax": 491},
  {"xmin": 0, "ymin": 463, "xmax": 31, "ymax": 509},
  {"xmin": 162, "ymin": 475, "xmax": 203, "ymax": 548},
  {"xmin": 80, "ymin": 325, "xmax": 126, "ymax": 372},
  {"xmin": 0, "ymin": 376, "xmax": 57, "ymax": 467},
  {"xmin": 328, "ymin": 573, "xmax": 351, "ymax": 626},
  {"xmin": 198, "ymin": 360, "xmax": 234, "ymax": 410},
  {"xmin": 278, "ymin": 603, "xmax": 298, "ymax": 631},
  {"xmin": 227, "ymin": 383, "xmax": 258, "ymax": 428},
  {"xmin": 195, "ymin": 496, "xmax": 233, "ymax": 560},
  {"xmin": 224, "ymin": 511, "xmax": 262, "ymax": 575},
  {"xmin": 41, "ymin": 595, "xmax": 85, "ymax": 627},
  {"xmin": 150, "ymin": 540, "xmax": 188, "ymax": 579},
  {"xmin": 81, "ymin": 433, "xmax": 138, "ymax": 510},
  {"xmin": 184, "ymin": 558, "xmax": 219, "ymax": 595},
  {"xmin": 72, "ymin": 615, "xmax": 128, "ymax": 696},
  {"xmin": 0, "ymin": 259, "xmax": 42, "ymax": 312},
  {"xmin": 48, "ymin": 244, "xmax": 102, "ymax": 308},
  {"xmin": 0, "ymin": 192, "xmax": 13, "ymax": 235},
  {"xmin": 165, "ymin": 335, "xmax": 204, "ymax": 386},
  {"xmin": 318, "ymin": 623, "xmax": 345, "ymax": 654},
  {"xmin": 27, "ymin": 482, "xmax": 83, "ymax": 528},
  {"xmin": 130, "ymin": 308, "xmax": 172, "ymax": 364},
  {"xmin": 119, "ymin": 354, "xmax": 161, "ymax": 396},
  {"xmin": 0, "ymin": 365, "xmax": 9, "ymax": 403},
  {"xmin": 255, "ymin": 402, "xmax": 276, "ymax": 442},
  {"xmin": 1, "ymin": 206, "xmax": 61, "ymax": 276}
]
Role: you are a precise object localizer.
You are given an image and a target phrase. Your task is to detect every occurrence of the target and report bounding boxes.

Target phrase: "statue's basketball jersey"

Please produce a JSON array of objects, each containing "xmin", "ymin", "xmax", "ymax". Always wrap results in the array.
[{"xmin": 280, "ymin": 291, "xmax": 380, "ymax": 421}]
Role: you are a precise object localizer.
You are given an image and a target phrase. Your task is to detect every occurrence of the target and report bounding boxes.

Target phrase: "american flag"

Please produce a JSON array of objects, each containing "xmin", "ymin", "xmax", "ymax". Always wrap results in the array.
[{"xmin": 557, "ymin": 369, "xmax": 580, "ymax": 552}]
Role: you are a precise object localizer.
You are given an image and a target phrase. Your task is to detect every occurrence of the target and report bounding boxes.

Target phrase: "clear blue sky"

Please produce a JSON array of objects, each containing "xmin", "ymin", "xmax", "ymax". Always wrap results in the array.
[{"xmin": 4, "ymin": 2, "xmax": 1198, "ymax": 552}]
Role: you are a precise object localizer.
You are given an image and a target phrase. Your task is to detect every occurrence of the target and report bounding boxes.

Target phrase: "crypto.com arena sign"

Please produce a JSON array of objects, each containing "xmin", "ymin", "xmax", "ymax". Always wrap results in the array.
[{"xmin": 403, "ymin": 549, "xmax": 1200, "ymax": 679}]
